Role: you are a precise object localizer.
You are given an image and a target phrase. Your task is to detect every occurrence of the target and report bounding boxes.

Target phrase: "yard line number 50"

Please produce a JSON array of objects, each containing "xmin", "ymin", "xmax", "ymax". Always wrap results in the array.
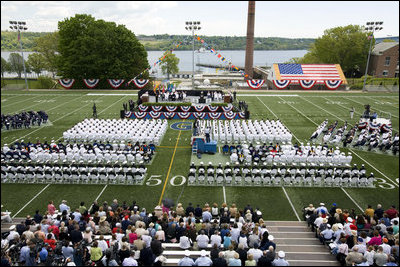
[{"xmin": 146, "ymin": 175, "xmax": 186, "ymax": 186}]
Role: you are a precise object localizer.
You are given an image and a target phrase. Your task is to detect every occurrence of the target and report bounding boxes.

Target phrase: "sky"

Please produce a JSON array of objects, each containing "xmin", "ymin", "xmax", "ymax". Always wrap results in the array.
[{"xmin": 1, "ymin": 1, "xmax": 399, "ymax": 38}]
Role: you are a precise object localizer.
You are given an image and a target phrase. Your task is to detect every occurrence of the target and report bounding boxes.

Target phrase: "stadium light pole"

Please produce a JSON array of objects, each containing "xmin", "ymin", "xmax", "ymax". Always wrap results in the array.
[
  {"xmin": 9, "ymin": 21, "xmax": 29, "ymax": 90},
  {"xmin": 185, "ymin": 21, "xmax": 201, "ymax": 90},
  {"xmin": 362, "ymin": 21, "xmax": 383, "ymax": 92}
]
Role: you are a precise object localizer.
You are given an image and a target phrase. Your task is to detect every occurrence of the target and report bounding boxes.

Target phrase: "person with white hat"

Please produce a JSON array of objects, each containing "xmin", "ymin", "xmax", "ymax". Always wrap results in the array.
[
  {"xmin": 272, "ymin": 251, "xmax": 289, "ymax": 266},
  {"xmin": 178, "ymin": 250, "xmax": 195, "ymax": 266},
  {"xmin": 194, "ymin": 250, "xmax": 212, "ymax": 266},
  {"xmin": 6, "ymin": 225, "xmax": 20, "ymax": 242}
]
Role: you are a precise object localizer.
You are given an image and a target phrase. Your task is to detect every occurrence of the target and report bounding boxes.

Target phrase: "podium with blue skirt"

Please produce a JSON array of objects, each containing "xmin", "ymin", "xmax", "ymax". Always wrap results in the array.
[{"xmin": 191, "ymin": 137, "xmax": 217, "ymax": 155}]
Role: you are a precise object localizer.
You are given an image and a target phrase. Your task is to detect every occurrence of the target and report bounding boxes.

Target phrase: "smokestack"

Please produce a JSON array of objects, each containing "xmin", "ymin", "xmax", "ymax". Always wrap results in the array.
[{"xmin": 244, "ymin": 1, "xmax": 255, "ymax": 79}]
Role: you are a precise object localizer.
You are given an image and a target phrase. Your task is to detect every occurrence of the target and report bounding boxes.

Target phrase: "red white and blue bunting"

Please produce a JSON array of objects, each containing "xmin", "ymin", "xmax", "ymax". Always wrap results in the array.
[
  {"xmin": 166, "ymin": 106, "xmax": 178, "ymax": 112},
  {"xmin": 149, "ymin": 111, "xmax": 162, "ymax": 119},
  {"xmin": 299, "ymin": 80, "xmax": 316, "ymax": 90},
  {"xmin": 358, "ymin": 121, "xmax": 368, "ymax": 129},
  {"xmin": 107, "ymin": 79, "xmax": 125, "ymax": 89},
  {"xmin": 208, "ymin": 112, "xmax": 222, "ymax": 120},
  {"xmin": 193, "ymin": 113, "xmax": 206, "ymax": 119},
  {"xmin": 224, "ymin": 111, "xmax": 236, "ymax": 120},
  {"xmin": 138, "ymin": 105, "xmax": 148, "ymax": 112},
  {"xmin": 134, "ymin": 112, "xmax": 147, "ymax": 119},
  {"xmin": 324, "ymin": 80, "xmax": 342, "ymax": 90},
  {"xmin": 208, "ymin": 106, "xmax": 219, "ymax": 112},
  {"xmin": 273, "ymin": 80, "xmax": 290, "ymax": 89},
  {"xmin": 381, "ymin": 124, "xmax": 392, "ymax": 132},
  {"xmin": 163, "ymin": 112, "xmax": 175, "ymax": 119},
  {"xmin": 369, "ymin": 122, "xmax": 380, "ymax": 131},
  {"xmin": 194, "ymin": 105, "xmax": 206, "ymax": 112},
  {"xmin": 181, "ymin": 106, "xmax": 191, "ymax": 112},
  {"xmin": 152, "ymin": 106, "xmax": 163, "ymax": 112},
  {"xmin": 177, "ymin": 112, "xmax": 191, "ymax": 119},
  {"xmin": 58, "ymin": 79, "xmax": 75, "ymax": 89},
  {"xmin": 83, "ymin": 79, "xmax": 100, "ymax": 88},
  {"xmin": 125, "ymin": 111, "xmax": 133, "ymax": 118},
  {"xmin": 238, "ymin": 112, "xmax": 246, "ymax": 119},
  {"xmin": 247, "ymin": 79, "xmax": 265, "ymax": 90},
  {"xmin": 132, "ymin": 79, "xmax": 149, "ymax": 88},
  {"xmin": 222, "ymin": 106, "xmax": 233, "ymax": 112}
]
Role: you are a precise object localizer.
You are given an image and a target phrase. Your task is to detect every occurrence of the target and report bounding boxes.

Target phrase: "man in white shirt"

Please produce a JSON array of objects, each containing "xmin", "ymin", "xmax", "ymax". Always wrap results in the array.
[
  {"xmin": 122, "ymin": 251, "xmax": 138, "ymax": 266},
  {"xmin": 247, "ymin": 243, "xmax": 263, "ymax": 263},
  {"xmin": 59, "ymin": 200, "xmax": 70, "ymax": 213},
  {"xmin": 210, "ymin": 231, "xmax": 222, "ymax": 248},
  {"xmin": 196, "ymin": 231, "xmax": 210, "ymax": 249}
]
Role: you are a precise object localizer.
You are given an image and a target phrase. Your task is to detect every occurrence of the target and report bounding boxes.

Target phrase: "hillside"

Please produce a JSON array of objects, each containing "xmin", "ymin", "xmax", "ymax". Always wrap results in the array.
[
  {"xmin": 2, "ymin": 31, "xmax": 315, "ymax": 51},
  {"xmin": 2, "ymin": 31, "xmax": 398, "ymax": 52}
]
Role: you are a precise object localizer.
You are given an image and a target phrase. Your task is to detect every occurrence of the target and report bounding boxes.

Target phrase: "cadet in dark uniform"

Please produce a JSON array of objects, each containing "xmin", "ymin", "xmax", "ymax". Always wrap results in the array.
[{"xmin": 93, "ymin": 103, "xmax": 97, "ymax": 118}]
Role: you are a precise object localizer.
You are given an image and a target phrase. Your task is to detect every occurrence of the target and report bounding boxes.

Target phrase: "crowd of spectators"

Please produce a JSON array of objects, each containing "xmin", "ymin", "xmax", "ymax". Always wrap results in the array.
[
  {"xmin": 1, "ymin": 111, "xmax": 48, "ymax": 131},
  {"xmin": 1, "ymin": 200, "xmax": 291, "ymax": 266},
  {"xmin": 305, "ymin": 202, "xmax": 399, "ymax": 266}
]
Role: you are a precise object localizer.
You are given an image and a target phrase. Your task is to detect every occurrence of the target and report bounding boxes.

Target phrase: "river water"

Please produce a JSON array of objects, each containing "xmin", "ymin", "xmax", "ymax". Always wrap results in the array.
[{"xmin": 2, "ymin": 50, "xmax": 307, "ymax": 78}]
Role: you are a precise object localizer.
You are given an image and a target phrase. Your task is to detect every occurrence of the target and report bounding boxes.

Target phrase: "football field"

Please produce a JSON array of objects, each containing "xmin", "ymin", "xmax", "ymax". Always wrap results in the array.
[{"xmin": 1, "ymin": 89, "xmax": 399, "ymax": 221}]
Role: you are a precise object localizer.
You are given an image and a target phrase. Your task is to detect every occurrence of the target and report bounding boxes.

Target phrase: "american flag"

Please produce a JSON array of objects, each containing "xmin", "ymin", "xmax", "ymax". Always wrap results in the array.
[{"xmin": 276, "ymin": 64, "xmax": 341, "ymax": 80}]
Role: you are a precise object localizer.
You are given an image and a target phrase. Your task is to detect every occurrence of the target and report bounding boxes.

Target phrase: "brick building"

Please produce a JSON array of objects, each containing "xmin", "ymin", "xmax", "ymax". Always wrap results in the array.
[{"xmin": 368, "ymin": 42, "xmax": 399, "ymax": 78}]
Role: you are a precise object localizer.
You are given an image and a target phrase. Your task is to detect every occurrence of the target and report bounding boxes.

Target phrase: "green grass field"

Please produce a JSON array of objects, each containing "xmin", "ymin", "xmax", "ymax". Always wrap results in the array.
[{"xmin": 1, "ymin": 89, "xmax": 399, "ymax": 221}]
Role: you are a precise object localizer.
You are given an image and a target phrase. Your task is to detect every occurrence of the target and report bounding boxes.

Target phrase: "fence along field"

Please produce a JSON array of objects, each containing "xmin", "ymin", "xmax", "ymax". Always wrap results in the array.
[{"xmin": 1, "ymin": 90, "xmax": 398, "ymax": 220}]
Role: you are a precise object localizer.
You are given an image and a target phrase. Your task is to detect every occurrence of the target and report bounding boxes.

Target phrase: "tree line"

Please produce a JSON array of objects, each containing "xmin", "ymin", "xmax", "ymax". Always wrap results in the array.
[{"xmin": 2, "ymin": 31, "xmax": 316, "ymax": 51}]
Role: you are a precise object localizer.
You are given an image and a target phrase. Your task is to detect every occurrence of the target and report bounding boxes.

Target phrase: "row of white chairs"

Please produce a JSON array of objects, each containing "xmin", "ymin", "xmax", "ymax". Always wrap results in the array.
[
  {"xmin": 2, "ymin": 165, "xmax": 146, "ymax": 185},
  {"xmin": 198, "ymin": 120, "xmax": 292, "ymax": 143},
  {"xmin": 63, "ymin": 119, "xmax": 168, "ymax": 144},
  {"xmin": 188, "ymin": 171, "xmax": 374, "ymax": 188},
  {"xmin": 229, "ymin": 152, "xmax": 352, "ymax": 166}
]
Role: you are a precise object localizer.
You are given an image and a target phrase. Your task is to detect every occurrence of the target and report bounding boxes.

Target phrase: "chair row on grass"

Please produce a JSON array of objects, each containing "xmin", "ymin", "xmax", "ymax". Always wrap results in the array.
[
  {"xmin": 187, "ymin": 163, "xmax": 374, "ymax": 188},
  {"xmin": 1, "ymin": 162, "xmax": 147, "ymax": 185},
  {"xmin": 63, "ymin": 118, "xmax": 168, "ymax": 144}
]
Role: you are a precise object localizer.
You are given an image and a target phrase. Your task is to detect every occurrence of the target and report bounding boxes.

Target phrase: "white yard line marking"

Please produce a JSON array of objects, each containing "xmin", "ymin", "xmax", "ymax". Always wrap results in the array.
[
  {"xmin": 340, "ymin": 187, "xmax": 364, "ymax": 212},
  {"xmin": 87, "ymin": 93, "xmax": 138, "ymax": 96},
  {"xmin": 1, "ymin": 95, "xmax": 42, "ymax": 108},
  {"xmin": 88, "ymin": 185, "xmax": 108, "ymax": 212},
  {"xmin": 281, "ymin": 187, "xmax": 301, "ymax": 221},
  {"xmin": 222, "ymin": 186, "xmax": 226, "ymax": 204},
  {"xmin": 256, "ymin": 96, "xmax": 301, "ymax": 144},
  {"xmin": 296, "ymin": 97, "xmax": 398, "ymax": 188},
  {"xmin": 349, "ymin": 149, "xmax": 399, "ymax": 188},
  {"xmin": 238, "ymin": 94, "xmax": 299, "ymax": 97},
  {"xmin": 300, "ymin": 96, "xmax": 343, "ymax": 124},
  {"xmin": 12, "ymin": 184, "xmax": 51, "ymax": 218},
  {"xmin": 278, "ymin": 96, "xmax": 319, "ymax": 126},
  {"xmin": 364, "ymin": 96, "xmax": 399, "ymax": 107},
  {"xmin": 342, "ymin": 96, "xmax": 399, "ymax": 119},
  {"xmin": 11, "ymin": 96, "xmax": 105, "ymax": 144}
]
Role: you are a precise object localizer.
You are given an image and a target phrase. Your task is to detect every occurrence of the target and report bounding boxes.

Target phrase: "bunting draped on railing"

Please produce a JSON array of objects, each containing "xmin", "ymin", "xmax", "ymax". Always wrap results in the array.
[
  {"xmin": 83, "ymin": 79, "xmax": 100, "ymax": 88},
  {"xmin": 58, "ymin": 79, "xmax": 75, "ymax": 89},
  {"xmin": 299, "ymin": 80, "xmax": 316, "ymax": 90},
  {"xmin": 246, "ymin": 79, "xmax": 265, "ymax": 89},
  {"xmin": 273, "ymin": 80, "xmax": 290, "ymax": 89},
  {"xmin": 324, "ymin": 80, "xmax": 342, "ymax": 90},
  {"xmin": 107, "ymin": 79, "xmax": 125, "ymax": 89}
]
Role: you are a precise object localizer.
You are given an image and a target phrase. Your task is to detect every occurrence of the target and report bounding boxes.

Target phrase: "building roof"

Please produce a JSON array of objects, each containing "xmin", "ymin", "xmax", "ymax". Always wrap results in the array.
[{"xmin": 371, "ymin": 42, "xmax": 399, "ymax": 55}]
